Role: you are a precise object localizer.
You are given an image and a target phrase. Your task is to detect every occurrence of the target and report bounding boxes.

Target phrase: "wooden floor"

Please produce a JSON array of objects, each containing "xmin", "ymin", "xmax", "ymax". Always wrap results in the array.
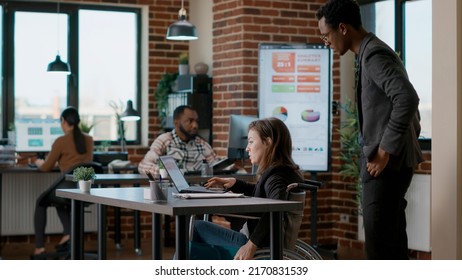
[
  {"xmin": 0, "ymin": 236, "xmax": 364, "ymax": 260},
  {"xmin": 0, "ymin": 238, "xmax": 175, "ymax": 260}
]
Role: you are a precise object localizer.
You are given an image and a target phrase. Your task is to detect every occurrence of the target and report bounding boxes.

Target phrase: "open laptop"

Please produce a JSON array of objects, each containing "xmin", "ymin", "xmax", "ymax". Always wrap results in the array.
[{"xmin": 159, "ymin": 155, "xmax": 227, "ymax": 193}]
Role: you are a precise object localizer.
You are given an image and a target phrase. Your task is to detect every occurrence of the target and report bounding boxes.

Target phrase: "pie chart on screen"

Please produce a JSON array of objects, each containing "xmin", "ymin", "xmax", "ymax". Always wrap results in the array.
[
  {"xmin": 301, "ymin": 109, "xmax": 320, "ymax": 122},
  {"xmin": 272, "ymin": 106, "xmax": 288, "ymax": 121}
]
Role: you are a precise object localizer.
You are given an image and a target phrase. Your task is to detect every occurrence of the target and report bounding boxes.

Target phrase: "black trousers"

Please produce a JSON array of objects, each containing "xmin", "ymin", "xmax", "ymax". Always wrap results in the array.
[{"xmin": 361, "ymin": 156, "xmax": 414, "ymax": 260}]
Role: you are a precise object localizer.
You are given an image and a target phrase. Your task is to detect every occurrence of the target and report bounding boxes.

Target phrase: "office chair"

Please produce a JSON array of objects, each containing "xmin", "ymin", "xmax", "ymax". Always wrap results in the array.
[
  {"xmin": 32, "ymin": 162, "xmax": 104, "ymax": 260},
  {"xmin": 188, "ymin": 179, "xmax": 323, "ymax": 260}
]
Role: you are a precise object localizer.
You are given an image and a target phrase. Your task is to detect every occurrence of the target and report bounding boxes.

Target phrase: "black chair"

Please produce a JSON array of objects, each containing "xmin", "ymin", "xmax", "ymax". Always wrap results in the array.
[{"xmin": 32, "ymin": 162, "xmax": 104, "ymax": 260}]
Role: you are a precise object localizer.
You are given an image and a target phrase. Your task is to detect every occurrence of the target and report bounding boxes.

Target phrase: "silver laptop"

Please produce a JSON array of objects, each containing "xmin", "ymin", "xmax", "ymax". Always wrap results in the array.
[{"xmin": 159, "ymin": 156, "xmax": 226, "ymax": 193}]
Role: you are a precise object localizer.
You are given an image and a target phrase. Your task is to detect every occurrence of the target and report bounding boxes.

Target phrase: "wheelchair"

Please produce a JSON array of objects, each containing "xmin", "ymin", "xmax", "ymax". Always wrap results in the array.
[{"xmin": 189, "ymin": 179, "xmax": 323, "ymax": 260}]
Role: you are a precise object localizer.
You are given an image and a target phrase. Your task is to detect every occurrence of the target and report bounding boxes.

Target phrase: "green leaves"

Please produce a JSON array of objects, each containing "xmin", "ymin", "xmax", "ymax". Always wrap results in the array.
[
  {"xmin": 338, "ymin": 98, "xmax": 362, "ymax": 214},
  {"xmin": 72, "ymin": 166, "xmax": 96, "ymax": 182},
  {"xmin": 178, "ymin": 52, "xmax": 189, "ymax": 65},
  {"xmin": 154, "ymin": 72, "xmax": 178, "ymax": 130}
]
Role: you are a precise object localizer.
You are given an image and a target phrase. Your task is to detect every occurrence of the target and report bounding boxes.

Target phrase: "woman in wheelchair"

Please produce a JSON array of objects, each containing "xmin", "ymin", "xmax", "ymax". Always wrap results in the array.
[
  {"xmin": 192, "ymin": 117, "xmax": 303, "ymax": 260},
  {"xmin": 31, "ymin": 107, "xmax": 94, "ymax": 259}
]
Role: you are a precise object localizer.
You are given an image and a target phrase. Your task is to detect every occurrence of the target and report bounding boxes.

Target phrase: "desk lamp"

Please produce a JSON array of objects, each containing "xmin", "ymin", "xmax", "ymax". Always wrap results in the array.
[{"xmin": 119, "ymin": 100, "xmax": 140, "ymax": 152}]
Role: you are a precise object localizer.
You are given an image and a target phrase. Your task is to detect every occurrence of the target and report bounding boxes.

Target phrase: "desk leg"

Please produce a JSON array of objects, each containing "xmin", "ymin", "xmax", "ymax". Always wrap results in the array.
[
  {"xmin": 152, "ymin": 213, "xmax": 162, "ymax": 260},
  {"xmin": 114, "ymin": 181, "xmax": 122, "ymax": 250},
  {"xmin": 134, "ymin": 184, "xmax": 141, "ymax": 255},
  {"xmin": 270, "ymin": 211, "xmax": 283, "ymax": 260},
  {"xmin": 97, "ymin": 204, "xmax": 107, "ymax": 260},
  {"xmin": 114, "ymin": 206, "xmax": 121, "ymax": 249},
  {"xmin": 71, "ymin": 199, "xmax": 84, "ymax": 260},
  {"xmin": 175, "ymin": 215, "xmax": 189, "ymax": 260}
]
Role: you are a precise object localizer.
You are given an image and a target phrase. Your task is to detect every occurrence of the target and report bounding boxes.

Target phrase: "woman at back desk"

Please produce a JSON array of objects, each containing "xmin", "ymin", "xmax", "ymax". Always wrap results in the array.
[
  {"xmin": 32, "ymin": 106, "xmax": 93, "ymax": 258},
  {"xmin": 192, "ymin": 117, "xmax": 304, "ymax": 260}
]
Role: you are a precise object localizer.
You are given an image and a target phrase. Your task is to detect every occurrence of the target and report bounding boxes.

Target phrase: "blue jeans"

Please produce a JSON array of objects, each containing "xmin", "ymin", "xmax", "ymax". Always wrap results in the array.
[{"xmin": 191, "ymin": 220, "xmax": 248, "ymax": 255}]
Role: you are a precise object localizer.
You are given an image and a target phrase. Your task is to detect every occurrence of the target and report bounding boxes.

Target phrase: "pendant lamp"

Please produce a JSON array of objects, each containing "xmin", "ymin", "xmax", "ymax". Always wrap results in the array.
[
  {"xmin": 166, "ymin": 0, "xmax": 198, "ymax": 41},
  {"xmin": 47, "ymin": 2, "xmax": 71, "ymax": 74},
  {"xmin": 120, "ymin": 100, "xmax": 141, "ymax": 122},
  {"xmin": 47, "ymin": 55, "xmax": 71, "ymax": 74},
  {"xmin": 119, "ymin": 100, "xmax": 140, "ymax": 152}
]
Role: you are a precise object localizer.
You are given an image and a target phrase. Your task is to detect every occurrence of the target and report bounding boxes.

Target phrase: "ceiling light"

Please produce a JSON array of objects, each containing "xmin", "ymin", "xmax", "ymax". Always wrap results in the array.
[{"xmin": 166, "ymin": 0, "xmax": 198, "ymax": 41}]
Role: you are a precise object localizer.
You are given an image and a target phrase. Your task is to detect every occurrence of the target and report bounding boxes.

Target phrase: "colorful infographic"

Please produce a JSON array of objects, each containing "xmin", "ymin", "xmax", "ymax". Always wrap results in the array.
[
  {"xmin": 272, "ymin": 106, "xmax": 288, "ymax": 121},
  {"xmin": 258, "ymin": 44, "xmax": 332, "ymax": 171},
  {"xmin": 301, "ymin": 109, "xmax": 320, "ymax": 122}
]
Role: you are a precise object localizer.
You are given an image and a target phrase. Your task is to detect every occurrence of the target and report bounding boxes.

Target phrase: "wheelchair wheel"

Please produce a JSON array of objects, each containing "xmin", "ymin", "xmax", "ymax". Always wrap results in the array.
[
  {"xmin": 253, "ymin": 248, "xmax": 305, "ymax": 260},
  {"xmin": 293, "ymin": 240, "xmax": 323, "ymax": 260}
]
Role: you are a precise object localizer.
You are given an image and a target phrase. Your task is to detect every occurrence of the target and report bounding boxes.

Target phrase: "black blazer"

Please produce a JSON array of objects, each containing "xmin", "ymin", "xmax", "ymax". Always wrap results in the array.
[{"xmin": 356, "ymin": 33, "xmax": 423, "ymax": 170}]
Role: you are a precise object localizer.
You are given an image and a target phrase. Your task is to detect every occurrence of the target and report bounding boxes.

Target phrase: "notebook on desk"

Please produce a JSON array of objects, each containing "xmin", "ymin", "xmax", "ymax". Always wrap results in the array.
[{"xmin": 159, "ymin": 155, "xmax": 227, "ymax": 194}]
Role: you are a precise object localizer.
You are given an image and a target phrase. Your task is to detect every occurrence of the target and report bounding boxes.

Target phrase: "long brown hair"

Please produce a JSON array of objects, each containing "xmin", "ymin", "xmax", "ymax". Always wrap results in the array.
[{"xmin": 248, "ymin": 117, "xmax": 300, "ymax": 176}]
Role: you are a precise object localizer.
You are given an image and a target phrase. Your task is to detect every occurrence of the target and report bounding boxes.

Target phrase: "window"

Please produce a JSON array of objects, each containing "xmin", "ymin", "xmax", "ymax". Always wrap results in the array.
[
  {"xmin": 14, "ymin": 11, "xmax": 68, "ymax": 120},
  {"xmin": 359, "ymin": 0, "xmax": 432, "ymax": 149},
  {"xmin": 79, "ymin": 9, "xmax": 139, "ymax": 143},
  {"xmin": 1, "ymin": 2, "xmax": 141, "ymax": 146},
  {"xmin": 405, "ymin": 0, "xmax": 432, "ymax": 141},
  {"xmin": 360, "ymin": 0, "xmax": 395, "ymax": 47}
]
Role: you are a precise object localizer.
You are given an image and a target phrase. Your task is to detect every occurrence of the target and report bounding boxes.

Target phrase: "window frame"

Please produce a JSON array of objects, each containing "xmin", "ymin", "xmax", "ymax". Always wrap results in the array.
[{"xmin": 1, "ymin": 1, "xmax": 142, "ymax": 146}]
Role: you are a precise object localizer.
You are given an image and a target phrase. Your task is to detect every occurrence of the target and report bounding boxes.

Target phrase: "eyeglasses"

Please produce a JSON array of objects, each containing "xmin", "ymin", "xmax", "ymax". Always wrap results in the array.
[{"xmin": 319, "ymin": 30, "xmax": 332, "ymax": 43}]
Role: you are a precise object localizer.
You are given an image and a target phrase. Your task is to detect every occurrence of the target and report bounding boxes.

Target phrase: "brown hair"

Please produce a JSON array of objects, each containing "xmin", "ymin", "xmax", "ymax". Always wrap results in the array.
[
  {"xmin": 61, "ymin": 106, "xmax": 87, "ymax": 154},
  {"xmin": 248, "ymin": 117, "xmax": 300, "ymax": 176}
]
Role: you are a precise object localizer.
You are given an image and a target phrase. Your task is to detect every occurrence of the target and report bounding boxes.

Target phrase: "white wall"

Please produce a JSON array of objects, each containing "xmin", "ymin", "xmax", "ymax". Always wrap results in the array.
[
  {"xmin": 431, "ymin": 0, "xmax": 462, "ymax": 259},
  {"xmin": 189, "ymin": 0, "xmax": 213, "ymax": 76}
]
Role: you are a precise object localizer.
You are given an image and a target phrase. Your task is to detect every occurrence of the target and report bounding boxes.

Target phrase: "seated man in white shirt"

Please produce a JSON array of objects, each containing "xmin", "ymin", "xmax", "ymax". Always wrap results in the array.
[{"xmin": 138, "ymin": 105, "xmax": 218, "ymax": 175}]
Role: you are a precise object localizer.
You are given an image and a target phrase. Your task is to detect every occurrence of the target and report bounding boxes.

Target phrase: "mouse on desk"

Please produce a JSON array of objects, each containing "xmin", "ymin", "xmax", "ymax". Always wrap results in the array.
[{"xmin": 28, "ymin": 163, "xmax": 38, "ymax": 168}]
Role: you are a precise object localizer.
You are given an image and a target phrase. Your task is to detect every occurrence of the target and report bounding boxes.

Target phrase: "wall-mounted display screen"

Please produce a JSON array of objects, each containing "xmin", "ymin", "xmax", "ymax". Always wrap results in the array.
[{"xmin": 258, "ymin": 43, "xmax": 332, "ymax": 172}]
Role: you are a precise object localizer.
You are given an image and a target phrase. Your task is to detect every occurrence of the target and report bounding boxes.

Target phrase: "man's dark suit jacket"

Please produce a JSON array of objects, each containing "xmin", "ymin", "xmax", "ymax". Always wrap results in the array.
[{"xmin": 356, "ymin": 33, "xmax": 423, "ymax": 170}]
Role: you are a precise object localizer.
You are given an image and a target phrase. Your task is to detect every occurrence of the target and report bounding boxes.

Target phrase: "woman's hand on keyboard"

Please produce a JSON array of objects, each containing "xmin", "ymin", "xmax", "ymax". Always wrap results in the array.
[{"xmin": 204, "ymin": 177, "xmax": 236, "ymax": 189}]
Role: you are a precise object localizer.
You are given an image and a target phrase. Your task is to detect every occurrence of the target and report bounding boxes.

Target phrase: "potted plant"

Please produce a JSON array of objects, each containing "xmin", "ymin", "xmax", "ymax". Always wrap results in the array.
[
  {"xmin": 154, "ymin": 72, "xmax": 178, "ymax": 130},
  {"xmin": 338, "ymin": 98, "xmax": 363, "ymax": 240},
  {"xmin": 158, "ymin": 159, "xmax": 168, "ymax": 179},
  {"xmin": 178, "ymin": 52, "xmax": 189, "ymax": 75},
  {"xmin": 73, "ymin": 166, "xmax": 96, "ymax": 192},
  {"xmin": 79, "ymin": 118, "xmax": 94, "ymax": 134}
]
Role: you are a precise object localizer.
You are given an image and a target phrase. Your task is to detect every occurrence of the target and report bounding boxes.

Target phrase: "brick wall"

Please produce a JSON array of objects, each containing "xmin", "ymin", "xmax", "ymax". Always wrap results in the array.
[{"xmin": 55, "ymin": 0, "xmax": 432, "ymax": 259}]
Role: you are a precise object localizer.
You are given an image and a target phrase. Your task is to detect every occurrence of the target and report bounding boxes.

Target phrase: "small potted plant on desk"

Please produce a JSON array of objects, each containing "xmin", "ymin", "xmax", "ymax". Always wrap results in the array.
[
  {"xmin": 158, "ymin": 159, "xmax": 168, "ymax": 179},
  {"xmin": 178, "ymin": 52, "xmax": 189, "ymax": 75},
  {"xmin": 73, "ymin": 166, "xmax": 96, "ymax": 193}
]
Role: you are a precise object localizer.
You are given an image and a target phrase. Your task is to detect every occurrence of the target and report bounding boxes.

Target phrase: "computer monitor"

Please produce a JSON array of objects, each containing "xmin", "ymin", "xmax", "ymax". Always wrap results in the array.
[
  {"xmin": 227, "ymin": 114, "xmax": 258, "ymax": 159},
  {"xmin": 14, "ymin": 119, "xmax": 63, "ymax": 154}
]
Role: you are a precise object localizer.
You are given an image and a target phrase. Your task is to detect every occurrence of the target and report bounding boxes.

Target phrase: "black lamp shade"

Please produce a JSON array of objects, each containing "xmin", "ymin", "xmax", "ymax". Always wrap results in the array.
[
  {"xmin": 47, "ymin": 55, "xmax": 71, "ymax": 74},
  {"xmin": 121, "ymin": 100, "xmax": 140, "ymax": 122},
  {"xmin": 166, "ymin": 15, "xmax": 198, "ymax": 40}
]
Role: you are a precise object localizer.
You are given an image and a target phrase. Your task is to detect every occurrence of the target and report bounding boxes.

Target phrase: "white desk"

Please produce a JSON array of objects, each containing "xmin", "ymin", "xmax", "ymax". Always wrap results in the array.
[{"xmin": 56, "ymin": 187, "xmax": 302, "ymax": 260}]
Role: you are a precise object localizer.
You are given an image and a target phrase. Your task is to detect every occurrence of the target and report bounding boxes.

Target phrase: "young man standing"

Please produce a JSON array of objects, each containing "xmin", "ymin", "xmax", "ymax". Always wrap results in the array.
[{"xmin": 316, "ymin": 0, "xmax": 423, "ymax": 259}]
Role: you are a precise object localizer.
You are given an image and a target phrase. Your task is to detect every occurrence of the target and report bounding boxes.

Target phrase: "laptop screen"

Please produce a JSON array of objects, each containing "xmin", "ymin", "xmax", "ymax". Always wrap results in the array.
[{"xmin": 159, "ymin": 156, "xmax": 190, "ymax": 191}]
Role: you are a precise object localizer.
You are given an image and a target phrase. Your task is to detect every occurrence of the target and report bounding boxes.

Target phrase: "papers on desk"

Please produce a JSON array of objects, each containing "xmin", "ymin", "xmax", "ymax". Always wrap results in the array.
[{"xmin": 173, "ymin": 192, "xmax": 245, "ymax": 199}]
